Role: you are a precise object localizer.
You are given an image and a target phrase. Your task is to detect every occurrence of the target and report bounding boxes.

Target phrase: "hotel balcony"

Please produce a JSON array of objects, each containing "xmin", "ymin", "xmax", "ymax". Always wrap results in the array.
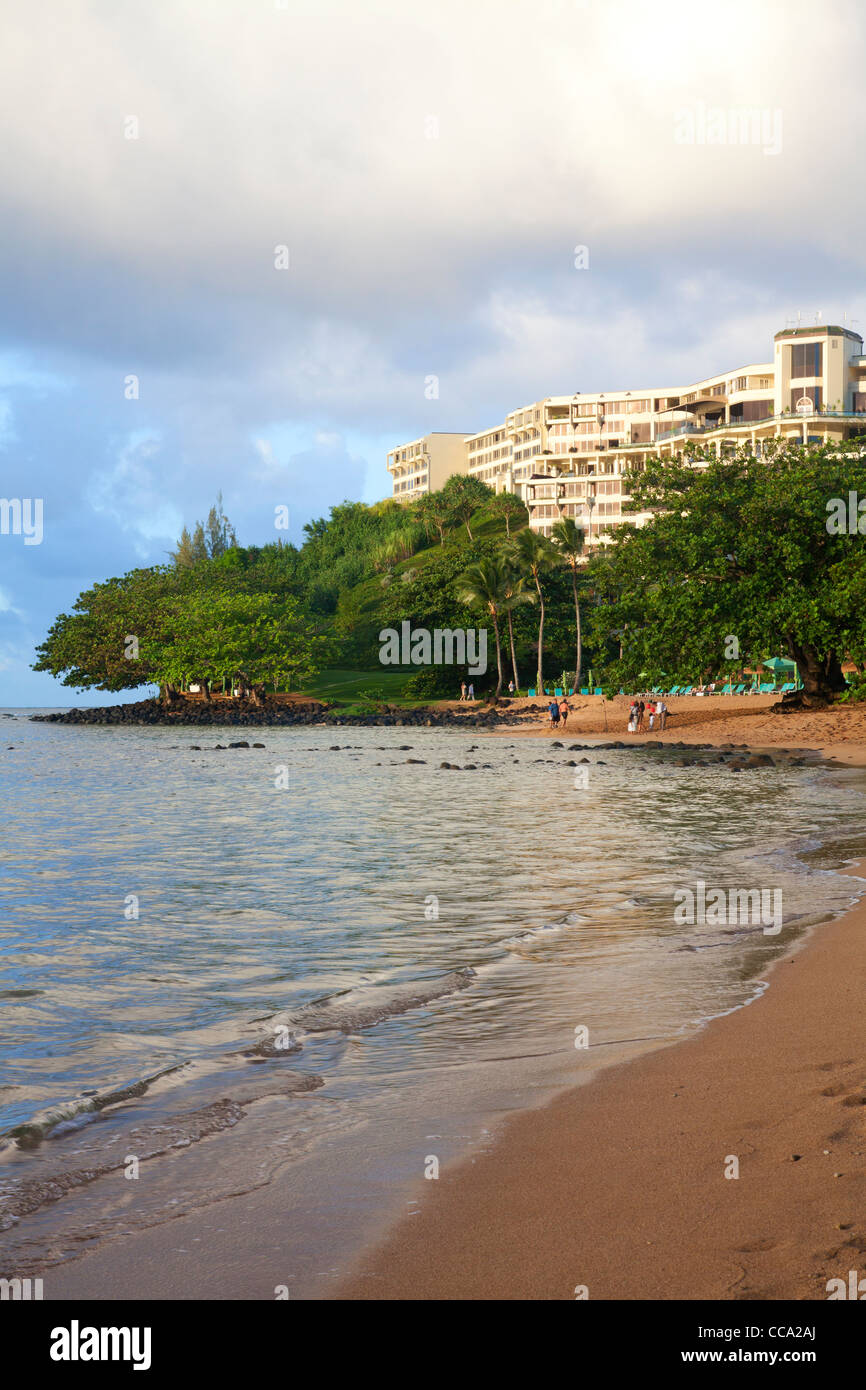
[{"xmin": 655, "ymin": 410, "xmax": 866, "ymax": 445}]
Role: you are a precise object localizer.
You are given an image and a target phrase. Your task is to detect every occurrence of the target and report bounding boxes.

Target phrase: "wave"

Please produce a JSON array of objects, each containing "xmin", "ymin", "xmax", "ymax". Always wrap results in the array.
[
  {"xmin": 0, "ymin": 1064, "xmax": 188, "ymax": 1152},
  {"xmin": 0, "ymin": 1069, "xmax": 323, "ymax": 1233},
  {"xmin": 278, "ymin": 967, "xmax": 476, "ymax": 1036}
]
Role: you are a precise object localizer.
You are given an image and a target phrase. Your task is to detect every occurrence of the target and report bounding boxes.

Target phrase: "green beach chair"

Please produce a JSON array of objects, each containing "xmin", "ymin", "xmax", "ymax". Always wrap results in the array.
[
  {"xmin": 593, "ymin": 687, "xmax": 603, "ymax": 696},
  {"xmin": 527, "ymin": 688, "xmax": 536, "ymax": 697}
]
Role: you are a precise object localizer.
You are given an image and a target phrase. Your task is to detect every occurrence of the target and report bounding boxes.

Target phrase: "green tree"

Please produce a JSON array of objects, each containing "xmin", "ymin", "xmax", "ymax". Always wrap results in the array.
[
  {"xmin": 415, "ymin": 491, "xmax": 452, "ymax": 547},
  {"xmin": 142, "ymin": 590, "xmax": 322, "ymax": 703},
  {"xmin": 441, "ymin": 474, "xmax": 493, "ymax": 541},
  {"xmin": 32, "ymin": 567, "xmax": 180, "ymax": 695},
  {"xmin": 205, "ymin": 491, "xmax": 238, "ymax": 558},
  {"xmin": 589, "ymin": 438, "xmax": 866, "ymax": 704},
  {"xmin": 501, "ymin": 559, "xmax": 532, "ymax": 690},
  {"xmin": 551, "ymin": 516, "xmax": 587, "ymax": 693},
  {"xmin": 455, "ymin": 556, "xmax": 509, "ymax": 697},
  {"xmin": 507, "ymin": 527, "xmax": 557, "ymax": 694},
  {"xmin": 171, "ymin": 493, "xmax": 237, "ymax": 567},
  {"xmin": 489, "ymin": 490, "xmax": 529, "ymax": 538}
]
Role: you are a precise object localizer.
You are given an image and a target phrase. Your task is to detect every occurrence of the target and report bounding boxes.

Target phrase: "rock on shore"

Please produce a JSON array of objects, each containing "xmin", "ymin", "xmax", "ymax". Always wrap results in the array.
[{"xmin": 30, "ymin": 697, "xmax": 525, "ymax": 730}]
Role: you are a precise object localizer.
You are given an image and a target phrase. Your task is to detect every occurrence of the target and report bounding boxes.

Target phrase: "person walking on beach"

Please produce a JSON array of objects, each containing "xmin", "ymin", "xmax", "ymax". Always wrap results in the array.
[
  {"xmin": 637, "ymin": 700, "xmax": 645, "ymax": 732},
  {"xmin": 549, "ymin": 698, "xmax": 560, "ymax": 727},
  {"xmin": 467, "ymin": 682, "xmax": 475, "ymax": 701},
  {"xmin": 647, "ymin": 700, "xmax": 656, "ymax": 731},
  {"xmin": 459, "ymin": 681, "xmax": 467, "ymax": 701},
  {"xmin": 657, "ymin": 698, "xmax": 667, "ymax": 731},
  {"xmin": 628, "ymin": 700, "xmax": 639, "ymax": 733},
  {"xmin": 559, "ymin": 697, "xmax": 569, "ymax": 727},
  {"xmin": 508, "ymin": 679, "xmax": 515, "ymax": 695}
]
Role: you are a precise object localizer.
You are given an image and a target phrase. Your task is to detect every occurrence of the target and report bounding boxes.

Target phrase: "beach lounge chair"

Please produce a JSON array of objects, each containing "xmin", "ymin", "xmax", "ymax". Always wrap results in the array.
[
  {"xmin": 593, "ymin": 687, "xmax": 603, "ymax": 696},
  {"xmin": 527, "ymin": 688, "xmax": 536, "ymax": 697},
  {"xmin": 554, "ymin": 688, "xmax": 563, "ymax": 696},
  {"xmin": 759, "ymin": 682, "xmax": 774, "ymax": 694},
  {"xmin": 681, "ymin": 686, "xmax": 693, "ymax": 696},
  {"xmin": 732, "ymin": 683, "xmax": 746, "ymax": 694},
  {"xmin": 580, "ymin": 687, "xmax": 588, "ymax": 695},
  {"xmin": 720, "ymin": 683, "xmax": 733, "ymax": 695},
  {"xmin": 780, "ymin": 681, "xmax": 795, "ymax": 693}
]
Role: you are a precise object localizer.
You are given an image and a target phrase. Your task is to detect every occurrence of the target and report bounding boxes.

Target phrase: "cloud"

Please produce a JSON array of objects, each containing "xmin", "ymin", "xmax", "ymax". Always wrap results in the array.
[{"xmin": 0, "ymin": 0, "xmax": 864, "ymax": 701}]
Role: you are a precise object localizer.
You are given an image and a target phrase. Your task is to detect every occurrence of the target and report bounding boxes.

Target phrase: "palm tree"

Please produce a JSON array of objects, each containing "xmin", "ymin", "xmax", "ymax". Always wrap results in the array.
[
  {"xmin": 551, "ymin": 516, "xmax": 587, "ymax": 694},
  {"xmin": 507, "ymin": 527, "xmax": 557, "ymax": 695},
  {"xmin": 455, "ymin": 556, "xmax": 509, "ymax": 697},
  {"xmin": 501, "ymin": 560, "xmax": 533, "ymax": 691}
]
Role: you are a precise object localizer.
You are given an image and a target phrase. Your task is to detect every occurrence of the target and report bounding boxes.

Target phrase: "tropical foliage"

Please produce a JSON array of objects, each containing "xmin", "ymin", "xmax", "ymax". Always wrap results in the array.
[
  {"xmin": 587, "ymin": 438, "xmax": 866, "ymax": 703},
  {"xmin": 37, "ymin": 436, "xmax": 866, "ymax": 706}
]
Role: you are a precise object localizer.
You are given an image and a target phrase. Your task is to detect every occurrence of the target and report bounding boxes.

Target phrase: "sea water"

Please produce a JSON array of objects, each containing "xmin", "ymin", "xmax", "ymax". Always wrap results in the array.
[{"xmin": 1, "ymin": 713, "xmax": 864, "ymax": 1295}]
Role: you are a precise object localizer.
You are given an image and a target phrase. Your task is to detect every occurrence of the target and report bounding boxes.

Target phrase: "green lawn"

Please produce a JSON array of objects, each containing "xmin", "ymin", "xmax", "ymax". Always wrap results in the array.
[{"xmin": 300, "ymin": 667, "xmax": 428, "ymax": 706}]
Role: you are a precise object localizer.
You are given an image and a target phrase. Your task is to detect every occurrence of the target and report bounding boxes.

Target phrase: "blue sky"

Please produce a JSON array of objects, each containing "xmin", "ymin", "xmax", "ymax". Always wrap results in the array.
[{"xmin": 1, "ymin": 0, "xmax": 864, "ymax": 704}]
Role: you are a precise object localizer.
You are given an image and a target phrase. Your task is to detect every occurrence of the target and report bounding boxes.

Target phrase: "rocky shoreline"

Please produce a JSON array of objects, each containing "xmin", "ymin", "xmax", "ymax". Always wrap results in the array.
[
  {"xmin": 27, "ymin": 701, "xmax": 816, "ymax": 771},
  {"xmin": 29, "ymin": 696, "xmax": 530, "ymax": 729}
]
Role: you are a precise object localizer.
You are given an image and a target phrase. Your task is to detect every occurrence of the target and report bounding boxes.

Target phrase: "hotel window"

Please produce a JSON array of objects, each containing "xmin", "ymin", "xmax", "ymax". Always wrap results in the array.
[
  {"xmin": 735, "ymin": 399, "xmax": 774, "ymax": 422},
  {"xmin": 789, "ymin": 387, "xmax": 822, "ymax": 411},
  {"xmin": 791, "ymin": 343, "xmax": 822, "ymax": 378}
]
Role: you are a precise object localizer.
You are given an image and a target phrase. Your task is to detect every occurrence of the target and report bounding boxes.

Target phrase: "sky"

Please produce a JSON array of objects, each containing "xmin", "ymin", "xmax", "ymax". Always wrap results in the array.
[{"xmin": 1, "ymin": 0, "xmax": 864, "ymax": 704}]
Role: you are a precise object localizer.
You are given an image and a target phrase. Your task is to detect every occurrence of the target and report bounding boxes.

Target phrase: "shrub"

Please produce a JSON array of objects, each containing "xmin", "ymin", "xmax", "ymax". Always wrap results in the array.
[{"xmin": 402, "ymin": 667, "xmax": 465, "ymax": 700}]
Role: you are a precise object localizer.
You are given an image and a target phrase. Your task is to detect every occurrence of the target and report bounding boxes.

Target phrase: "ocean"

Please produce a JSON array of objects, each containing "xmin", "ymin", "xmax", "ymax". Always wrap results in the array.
[{"xmin": 1, "ymin": 711, "xmax": 865, "ymax": 1296}]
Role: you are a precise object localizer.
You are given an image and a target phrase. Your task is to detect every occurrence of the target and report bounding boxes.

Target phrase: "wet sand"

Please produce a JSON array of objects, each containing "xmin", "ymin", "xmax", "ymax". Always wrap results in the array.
[
  {"xmin": 484, "ymin": 692, "xmax": 866, "ymax": 768},
  {"xmin": 336, "ymin": 865, "xmax": 866, "ymax": 1300}
]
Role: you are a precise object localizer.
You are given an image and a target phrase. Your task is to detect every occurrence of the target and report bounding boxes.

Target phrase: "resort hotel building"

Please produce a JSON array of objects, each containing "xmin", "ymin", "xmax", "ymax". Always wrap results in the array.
[{"xmin": 385, "ymin": 324, "xmax": 866, "ymax": 544}]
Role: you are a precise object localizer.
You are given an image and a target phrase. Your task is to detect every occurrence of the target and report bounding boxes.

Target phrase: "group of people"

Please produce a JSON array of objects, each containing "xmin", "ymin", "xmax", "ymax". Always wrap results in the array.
[
  {"xmin": 628, "ymin": 697, "xmax": 667, "ymax": 733},
  {"xmin": 460, "ymin": 680, "xmax": 519, "ymax": 701},
  {"xmin": 548, "ymin": 697, "xmax": 571, "ymax": 727}
]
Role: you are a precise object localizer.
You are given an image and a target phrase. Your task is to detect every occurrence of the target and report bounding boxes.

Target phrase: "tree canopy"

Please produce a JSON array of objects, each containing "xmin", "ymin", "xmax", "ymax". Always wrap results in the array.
[{"xmin": 588, "ymin": 438, "xmax": 866, "ymax": 702}]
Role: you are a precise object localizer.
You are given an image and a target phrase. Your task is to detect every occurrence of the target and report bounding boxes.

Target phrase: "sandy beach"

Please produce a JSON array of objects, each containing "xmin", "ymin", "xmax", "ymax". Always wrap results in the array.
[
  {"xmin": 474, "ymin": 691, "xmax": 866, "ymax": 768},
  {"xmin": 336, "ymin": 864, "xmax": 866, "ymax": 1301},
  {"xmin": 329, "ymin": 696, "xmax": 866, "ymax": 1301},
  {"xmin": 7, "ymin": 697, "xmax": 866, "ymax": 1304}
]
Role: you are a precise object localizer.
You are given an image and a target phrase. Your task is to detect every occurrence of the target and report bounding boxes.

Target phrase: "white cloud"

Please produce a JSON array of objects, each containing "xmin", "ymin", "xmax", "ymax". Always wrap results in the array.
[{"xmin": 85, "ymin": 431, "xmax": 182, "ymax": 553}]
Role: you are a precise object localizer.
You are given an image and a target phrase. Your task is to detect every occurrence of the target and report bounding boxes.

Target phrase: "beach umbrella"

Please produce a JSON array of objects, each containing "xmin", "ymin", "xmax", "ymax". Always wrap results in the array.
[{"xmin": 760, "ymin": 656, "xmax": 798, "ymax": 689}]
